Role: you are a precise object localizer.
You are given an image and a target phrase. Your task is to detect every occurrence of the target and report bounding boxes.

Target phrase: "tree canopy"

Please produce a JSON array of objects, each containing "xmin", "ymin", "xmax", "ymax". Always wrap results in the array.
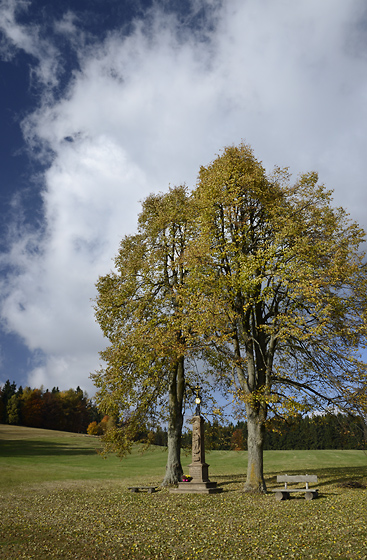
[
  {"xmin": 184, "ymin": 144, "xmax": 367, "ymax": 490},
  {"xmin": 93, "ymin": 143, "xmax": 367, "ymax": 491},
  {"xmin": 93, "ymin": 185, "xmax": 201, "ymax": 484}
]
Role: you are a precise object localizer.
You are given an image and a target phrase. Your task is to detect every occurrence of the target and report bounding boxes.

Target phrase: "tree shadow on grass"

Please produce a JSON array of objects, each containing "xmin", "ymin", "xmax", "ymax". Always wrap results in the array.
[
  {"xmin": 0, "ymin": 439, "xmax": 100, "ymax": 457},
  {"xmin": 217, "ymin": 480, "xmax": 244, "ymax": 488},
  {"xmin": 214, "ymin": 466, "xmax": 367, "ymax": 492},
  {"xmin": 216, "ymin": 474, "xmax": 246, "ymax": 487},
  {"xmin": 266, "ymin": 466, "xmax": 367, "ymax": 488}
]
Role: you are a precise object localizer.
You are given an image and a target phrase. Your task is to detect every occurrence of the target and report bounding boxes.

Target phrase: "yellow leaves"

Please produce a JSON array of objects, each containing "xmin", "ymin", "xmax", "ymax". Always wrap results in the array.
[
  {"xmin": 212, "ymin": 407, "xmax": 223, "ymax": 417},
  {"xmin": 187, "ymin": 143, "xmax": 367, "ymax": 417},
  {"xmin": 234, "ymin": 386, "xmax": 276, "ymax": 408},
  {"xmin": 271, "ymin": 397, "xmax": 311, "ymax": 418},
  {"xmin": 94, "ymin": 141, "xmax": 367, "ymax": 436}
]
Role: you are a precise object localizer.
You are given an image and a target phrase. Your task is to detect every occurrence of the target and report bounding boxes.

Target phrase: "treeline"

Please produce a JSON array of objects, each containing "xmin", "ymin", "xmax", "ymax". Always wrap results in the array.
[
  {"xmin": 196, "ymin": 414, "xmax": 366, "ymax": 451},
  {"xmin": 0, "ymin": 380, "xmax": 100, "ymax": 433},
  {"xmin": 263, "ymin": 414, "xmax": 366, "ymax": 450},
  {"xmin": 179, "ymin": 413, "xmax": 365, "ymax": 451},
  {"xmin": 1, "ymin": 379, "xmax": 365, "ymax": 449},
  {"xmin": 90, "ymin": 412, "xmax": 366, "ymax": 450}
]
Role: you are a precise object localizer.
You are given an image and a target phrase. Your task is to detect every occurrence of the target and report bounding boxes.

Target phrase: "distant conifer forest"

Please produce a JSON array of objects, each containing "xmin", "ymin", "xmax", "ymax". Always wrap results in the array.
[{"xmin": 1, "ymin": 379, "xmax": 365, "ymax": 449}]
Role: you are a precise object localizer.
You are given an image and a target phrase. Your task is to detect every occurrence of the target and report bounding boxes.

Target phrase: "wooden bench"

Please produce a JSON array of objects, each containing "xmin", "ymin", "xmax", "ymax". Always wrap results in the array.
[
  {"xmin": 128, "ymin": 486, "xmax": 157, "ymax": 494},
  {"xmin": 271, "ymin": 475, "xmax": 318, "ymax": 501}
]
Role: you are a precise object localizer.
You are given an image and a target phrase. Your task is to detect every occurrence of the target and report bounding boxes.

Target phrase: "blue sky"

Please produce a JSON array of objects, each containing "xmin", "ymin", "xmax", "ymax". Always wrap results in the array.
[{"xmin": 0, "ymin": 0, "xmax": 367, "ymax": 395}]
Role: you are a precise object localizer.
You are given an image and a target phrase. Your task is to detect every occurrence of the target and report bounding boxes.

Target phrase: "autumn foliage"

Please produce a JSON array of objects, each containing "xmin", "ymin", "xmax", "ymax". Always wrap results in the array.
[
  {"xmin": 93, "ymin": 142, "xmax": 367, "ymax": 491},
  {"xmin": 0, "ymin": 380, "xmax": 99, "ymax": 433}
]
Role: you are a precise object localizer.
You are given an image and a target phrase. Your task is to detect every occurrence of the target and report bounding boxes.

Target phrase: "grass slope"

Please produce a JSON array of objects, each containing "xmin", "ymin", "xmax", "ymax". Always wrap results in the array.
[{"xmin": 1, "ymin": 424, "xmax": 366, "ymax": 560}]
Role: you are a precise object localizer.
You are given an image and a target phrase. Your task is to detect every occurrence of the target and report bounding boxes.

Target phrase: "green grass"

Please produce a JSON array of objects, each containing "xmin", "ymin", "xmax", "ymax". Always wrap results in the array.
[
  {"xmin": 1, "ymin": 424, "xmax": 367, "ymax": 559},
  {"xmin": 0, "ymin": 425, "xmax": 170, "ymax": 488}
]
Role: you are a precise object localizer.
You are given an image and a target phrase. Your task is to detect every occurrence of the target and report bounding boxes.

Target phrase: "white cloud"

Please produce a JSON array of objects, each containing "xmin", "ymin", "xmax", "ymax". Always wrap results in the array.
[
  {"xmin": 0, "ymin": 0, "xmax": 61, "ymax": 87},
  {"xmin": 1, "ymin": 0, "xmax": 367, "ymax": 392},
  {"xmin": 28, "ymin": 353, "xmax": 98, "ymax": 395}
]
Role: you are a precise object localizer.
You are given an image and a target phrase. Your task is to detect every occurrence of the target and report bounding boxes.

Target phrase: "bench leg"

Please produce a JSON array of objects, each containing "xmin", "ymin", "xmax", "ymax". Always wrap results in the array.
[
  {"xmin": 305, "ymin": 491, "xmax": 318, "ymax": 501},
  {"xmin": 148, "ymin": 488, "xmax": 155, "ymax": 493},
  {"xmin": 275, "ymin": 491, "xmax": 290, "ymax": 501},
  {"xmin": 129, "ymin": 488, "xmax": 139, "ymax": 493}
]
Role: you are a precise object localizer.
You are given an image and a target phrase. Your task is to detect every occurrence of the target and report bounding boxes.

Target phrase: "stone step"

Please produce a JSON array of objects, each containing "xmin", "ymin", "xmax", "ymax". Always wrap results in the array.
[{"xmin": 170, "ymin": 481, "xmax": 223, "ymax": 494}]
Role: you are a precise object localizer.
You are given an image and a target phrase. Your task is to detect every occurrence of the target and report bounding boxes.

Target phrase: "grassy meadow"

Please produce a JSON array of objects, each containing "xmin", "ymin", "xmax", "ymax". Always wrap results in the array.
[{"xmin": 0, "ymin": 424, "xmax": 366, "ymax": 559}]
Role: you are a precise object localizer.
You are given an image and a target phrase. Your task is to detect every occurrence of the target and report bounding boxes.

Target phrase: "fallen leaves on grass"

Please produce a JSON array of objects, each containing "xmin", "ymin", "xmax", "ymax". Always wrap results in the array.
[
  {"xmin": 337, "ymin": 480, "xmax": 366, "ymax": 489},
  {"xmin": 0, "ymin": 478, "xmax": 366, "ymax": 560}
]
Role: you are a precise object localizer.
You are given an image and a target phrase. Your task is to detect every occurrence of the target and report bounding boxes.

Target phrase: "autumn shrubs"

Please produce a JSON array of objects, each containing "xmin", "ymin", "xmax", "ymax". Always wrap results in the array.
[{"xmin": 87, "ymin": 415, "xmax": 113, "ymax": 435}]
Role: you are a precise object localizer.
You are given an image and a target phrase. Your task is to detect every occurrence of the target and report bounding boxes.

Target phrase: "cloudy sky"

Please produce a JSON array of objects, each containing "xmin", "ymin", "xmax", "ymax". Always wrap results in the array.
[{"xmin": 0, "ymin": 0, "xmax": 366, "ymax": 395}]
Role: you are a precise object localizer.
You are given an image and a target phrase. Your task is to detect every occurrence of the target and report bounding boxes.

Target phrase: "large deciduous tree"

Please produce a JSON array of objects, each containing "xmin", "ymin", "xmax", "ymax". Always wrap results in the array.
[
  {"xmin": 93, "ymin": 143, "xmax": 367, "ymax": 492},
  {"xmin": 184, "ymin": 144, "xmax": 367, "ymax": 492},
  {"xmin": 93, "ymin": 186, "xmax": 195, "ymax": 485}
]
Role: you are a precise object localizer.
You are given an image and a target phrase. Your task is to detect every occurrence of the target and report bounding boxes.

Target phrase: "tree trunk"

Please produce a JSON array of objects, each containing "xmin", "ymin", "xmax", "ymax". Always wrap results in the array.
[
  {"xmin": 161, "ymin": 358, "xmax": 184, "ymax": 486},
  {"xmin": 162, "ymin": 421, "xmax": 183, "ymax": 486},
  {"xmin": 244, "ymin": 405, "xmax": 267, "ymax": 492}
]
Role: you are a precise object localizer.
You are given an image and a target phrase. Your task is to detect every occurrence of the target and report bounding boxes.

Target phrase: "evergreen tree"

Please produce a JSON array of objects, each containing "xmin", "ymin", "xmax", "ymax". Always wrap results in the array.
[{"xmin": 0, "ymin": 380, "xmax": 17, "ymax": 423}]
